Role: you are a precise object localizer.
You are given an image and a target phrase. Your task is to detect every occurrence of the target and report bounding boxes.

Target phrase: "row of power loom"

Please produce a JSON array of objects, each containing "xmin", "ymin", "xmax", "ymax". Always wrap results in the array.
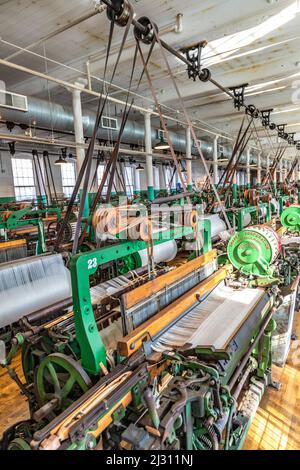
[{"xmin": 0, "ymin": 0, "xmax": 300, "ymax": 452}]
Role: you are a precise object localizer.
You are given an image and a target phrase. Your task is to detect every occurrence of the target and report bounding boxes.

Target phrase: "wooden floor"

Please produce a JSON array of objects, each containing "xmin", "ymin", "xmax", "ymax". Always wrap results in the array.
[
  {"xmin": 0, "ymin": 314, "xmax": 300, "ymax": 448},
  {"xmin": 0, "ymin": 354, "xmax": 29, "ymax": 439}
]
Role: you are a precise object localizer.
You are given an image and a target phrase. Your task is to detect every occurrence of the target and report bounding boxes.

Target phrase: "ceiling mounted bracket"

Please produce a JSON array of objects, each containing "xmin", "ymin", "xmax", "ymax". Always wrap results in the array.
[
  {"xmin": 229, "ymin": 84, "xmax": 248, "ymax": 111},
  {"xmin": 277, "ymin": 124, "xmax": 287, "ymax": 140},
  {"xmin": 181, "ymin": 41, "xmax": 210, "ymax": 82},
  {"xmin": 261, "ymin": 109, "xmax": 273, "ymax": 127},
  {"xmin": 287, "ymin": 133, "xmax": 296, "ymax": 145}
]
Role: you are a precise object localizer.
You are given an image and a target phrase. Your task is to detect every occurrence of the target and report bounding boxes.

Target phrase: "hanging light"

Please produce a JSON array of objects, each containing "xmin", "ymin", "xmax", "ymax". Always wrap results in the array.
[
  {"xmin": 154, "ymin": 135, "xmax": 170, "ymax": 150},
  {"xmin": 136, "ymin": 164, "xmax": 144, "ymax": 171},
  {"xmin": 55, "ymin": 148, "xmax": 68, "ymax": 165},
  {"xmin": 54, "ymin": 155, "xmax": 67, "ymax": 165}
]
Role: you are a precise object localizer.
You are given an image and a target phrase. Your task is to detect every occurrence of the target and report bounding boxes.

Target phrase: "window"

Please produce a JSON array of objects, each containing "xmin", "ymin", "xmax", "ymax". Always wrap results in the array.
[
  {"xmin": 12, "ymin": 158, "xmax": 36, "ymax": 201},
  {"xmin": 61, "ymin": 163, "xmax": 76, "ymax": 198},
  {"xmin": 124, "ymin": 166, "xmax": 134, "ymax": 197},
  {"xmin": 97, "ymin": 165, "xmax": 108, "ymax": 195}
]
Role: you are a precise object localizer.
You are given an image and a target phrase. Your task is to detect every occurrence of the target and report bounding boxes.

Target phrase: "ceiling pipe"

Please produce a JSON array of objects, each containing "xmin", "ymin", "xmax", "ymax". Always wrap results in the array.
[
  {"xmin": 0, "ymin": 94, "xmax": 277, "ymax": 168},
  {"xmin": 0, "ymin": 95, "xmax": 232, "ymax": 160}
]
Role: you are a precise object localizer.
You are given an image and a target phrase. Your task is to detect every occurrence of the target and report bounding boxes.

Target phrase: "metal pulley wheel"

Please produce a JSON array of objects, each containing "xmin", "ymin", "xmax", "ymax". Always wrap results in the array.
[
  {"xmin": 1, "ymin": 420, "xmax": 33, "ymax": 451},
  {"xmin": 7, "ymin": 438, "xmax": 31, "ymax": 450},
  {"xmin": 116, "ymin": 252, "xmax": 141, "ymax": 275},
  {"xmin": 54, "ymin": 220, "xmax": 74, "ymax": 243},
  {"xmin": 34, "ymin": 353, "xmax": 92, "ymax": 417},
  {"xmin": 247, "ymin": 104, "xmax": 259, "ymax": 118},
  {"xmin": 280, "ymin": 205, "xmax": 300, "ymax": 233},
  {"xmin": 134, "ymin": 16, "xmax": 158, "ymax": 45},
  {"xmin": 227, "ymin": 225, "xmax": 281, "ymax": 278},
  {"xmin": 106, "ymin": 0, "xmax": 131, "ymax": 27},
  {"xmin": 199, "ymin": 68, "xmax": 211, "ymax": 82}
]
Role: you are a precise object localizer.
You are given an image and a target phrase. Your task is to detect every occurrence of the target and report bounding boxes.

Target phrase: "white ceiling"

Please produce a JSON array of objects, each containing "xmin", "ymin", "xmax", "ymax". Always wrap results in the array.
[{"xmin": 0, "ymin": 0, "xmax": 300, "ymax": 156}]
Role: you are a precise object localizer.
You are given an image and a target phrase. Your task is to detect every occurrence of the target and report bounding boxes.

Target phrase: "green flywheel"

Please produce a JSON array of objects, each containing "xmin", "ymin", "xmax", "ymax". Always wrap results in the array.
[
  {"xmin": 227, "ymin": 226, "xmax": 280, "ymax": 278},
  {"xmin": 280, "ymin": 205, "xmax": 300, "ymax": 233}
]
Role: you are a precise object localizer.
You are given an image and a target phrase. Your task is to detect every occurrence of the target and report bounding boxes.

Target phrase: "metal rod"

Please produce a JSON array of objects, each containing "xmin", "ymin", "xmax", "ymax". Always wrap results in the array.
[
  {"xmin": 153, "ymin": 191, "xmax": 194, "ymax": 204},
  {"xmin": 24, "ymin": 298, "xmax": 73, "ymax": 324},
  {"xmin": 232, "ymin": 363, "xmax": 253, "ymax": 401}
]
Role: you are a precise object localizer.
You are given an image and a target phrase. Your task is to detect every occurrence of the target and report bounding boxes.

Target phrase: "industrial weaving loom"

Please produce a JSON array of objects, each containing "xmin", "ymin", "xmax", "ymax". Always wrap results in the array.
[{"xmin": 1, "ymin": 214, "xmax": 291, "ymax": 451}]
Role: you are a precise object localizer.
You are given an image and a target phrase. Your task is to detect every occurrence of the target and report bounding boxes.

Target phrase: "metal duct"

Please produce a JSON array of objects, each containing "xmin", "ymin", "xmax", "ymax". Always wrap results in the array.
[{"xmin": 0, "ymin": 96, "xmax": 232, "ymax": 160}]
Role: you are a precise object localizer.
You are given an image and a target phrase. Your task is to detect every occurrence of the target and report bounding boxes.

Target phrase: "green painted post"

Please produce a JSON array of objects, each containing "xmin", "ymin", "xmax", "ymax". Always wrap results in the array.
[
  {"xmin": 232, "ymin": 184, "xmax": 238, "ymax": 202},
  {"xmin": 37, "ymin": 195, "xmax": 47, "ymax": 206},
  {"xmin": 148, "ymin": 186, "xmax": 154, "ymax": 201}
]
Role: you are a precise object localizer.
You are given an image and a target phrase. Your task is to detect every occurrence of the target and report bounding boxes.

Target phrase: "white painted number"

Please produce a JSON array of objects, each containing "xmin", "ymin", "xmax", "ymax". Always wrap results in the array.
[{"xmin": 88, "ymin": 258, "xmax": 97, "ymax": 270}]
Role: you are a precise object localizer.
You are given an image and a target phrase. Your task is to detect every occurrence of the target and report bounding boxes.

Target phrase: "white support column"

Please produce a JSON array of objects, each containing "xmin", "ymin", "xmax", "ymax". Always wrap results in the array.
[
  {"xmin": 279, "ymin": 159, "xmax": 284, "ymax": 184},
  {"xmin": 246, "ymin": 148, "xmax": 251, "ymax": 187},
  {"xmin": 144, "ymin": 111, "xmax": 154, "ymax": 201},
  {"xmin": 186, "ymin": 127, "xmax": 193, "ymax": 191},
  {"xmin": 159, "ymin": 164, "xmax": 166, "ymax": 190},
  {"xmin": 153, "ymin": 165, "xmax": 160, "ymax": 194},
  {"xmin": 282, "ymin": 161, "xmax": 286, "ymax": 182},
  {"xmin": 273, "ymin": 159, "xmax": 277, "ymax": 185},
  {"xmin": 257, "ymin": 152, "xmax": 262, "ymax": 185},
  {"xmin": 134, "ymin": 165, "xmax": 141, "ymax": 195},
  {"xmin": 72, "ymin": 84, "xmax": 86, "ymax": 185},
  {"xmin": 213, "ymin": 135, "xmax": 219, "ymax": 185},
  {"xmin": 298, "ymin": 162, "xmax": 300, "ymax": 183}
]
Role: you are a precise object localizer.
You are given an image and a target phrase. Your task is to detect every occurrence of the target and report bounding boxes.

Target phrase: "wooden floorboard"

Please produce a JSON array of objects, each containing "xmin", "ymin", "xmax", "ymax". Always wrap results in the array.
[
  {"xmin": 0, "ymin": 353, "xmax": 29, "ymax": 439},
  {"xmin": 0, "ymin": 314, "xmax": 299, "ymax": 449}
]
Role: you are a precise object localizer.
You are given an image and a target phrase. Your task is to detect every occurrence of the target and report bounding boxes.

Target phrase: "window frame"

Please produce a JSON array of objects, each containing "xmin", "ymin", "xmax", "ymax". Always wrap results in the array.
[
  {"xmin": 61, "ymin": 162, "xmax": 76, "ymax": 198},
  {"xmin": 11, "ymin": 157, "xmax": 36, "ymax": 201}
]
